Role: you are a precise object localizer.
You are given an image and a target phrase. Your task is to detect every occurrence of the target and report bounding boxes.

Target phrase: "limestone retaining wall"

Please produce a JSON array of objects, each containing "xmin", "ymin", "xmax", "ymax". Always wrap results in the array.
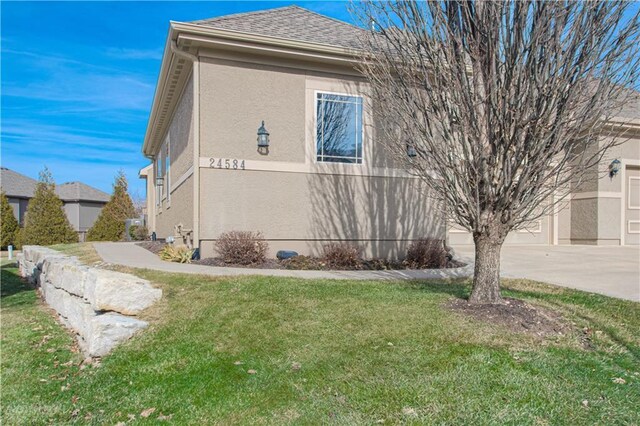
[{"xmin": 18, "ymin": 246, "xmax": 162, "ymax": 357}]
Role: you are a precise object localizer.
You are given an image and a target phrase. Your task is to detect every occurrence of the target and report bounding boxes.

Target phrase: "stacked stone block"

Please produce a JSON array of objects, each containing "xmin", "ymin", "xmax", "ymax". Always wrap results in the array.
[{"xmin": 18, "ymin": 246, "xmax": 162, "ymax": 357}]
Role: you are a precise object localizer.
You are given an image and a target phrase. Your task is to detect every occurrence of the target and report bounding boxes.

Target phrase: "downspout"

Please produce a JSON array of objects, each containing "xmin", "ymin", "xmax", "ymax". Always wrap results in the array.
[{"xmin": 170, "ymin": 39, "xmax": 200, "ymax": 251}]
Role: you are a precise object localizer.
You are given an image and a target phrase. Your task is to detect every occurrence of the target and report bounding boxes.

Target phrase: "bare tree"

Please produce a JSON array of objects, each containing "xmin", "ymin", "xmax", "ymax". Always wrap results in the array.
[{"xmin": 354, "ymin": 1, "xmax": 640, "ymax": 304}]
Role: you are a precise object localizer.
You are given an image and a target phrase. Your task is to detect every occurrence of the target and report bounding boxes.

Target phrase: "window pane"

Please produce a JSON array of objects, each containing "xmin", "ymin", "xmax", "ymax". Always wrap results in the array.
[{"xmin": 316, "ymin": 93, "xmax": 362, "ymax": 164}]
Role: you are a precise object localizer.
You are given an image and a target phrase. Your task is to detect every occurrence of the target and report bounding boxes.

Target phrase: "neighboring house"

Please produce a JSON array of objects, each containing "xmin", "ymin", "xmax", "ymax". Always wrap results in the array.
[
  {"xmin": 0, "ymin": 167, "xmax": 110, "ymax": 240},
  {"xmin": 140, "ymin": 6, "xmax": 640, "ymax": 258}
]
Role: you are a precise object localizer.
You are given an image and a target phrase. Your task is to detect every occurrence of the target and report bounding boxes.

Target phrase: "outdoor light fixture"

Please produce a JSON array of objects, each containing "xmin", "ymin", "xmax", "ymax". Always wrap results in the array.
[
  {"xmin": 609, "ymin": 158, "xmax": 621, "ymax": 178},
  {"xmin": 406, "ymin": 143, "xmax": 417, "ymax": 158},
  {"xmin": 257, "ymin": 120, "xmax": 270, "ymax": 154}
]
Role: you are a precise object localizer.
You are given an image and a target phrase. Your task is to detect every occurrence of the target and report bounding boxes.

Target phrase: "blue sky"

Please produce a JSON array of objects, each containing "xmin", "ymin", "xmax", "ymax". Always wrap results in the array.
[{"xmin": 1, "ymin": 1, "xmax": 352, "ymax": 198}]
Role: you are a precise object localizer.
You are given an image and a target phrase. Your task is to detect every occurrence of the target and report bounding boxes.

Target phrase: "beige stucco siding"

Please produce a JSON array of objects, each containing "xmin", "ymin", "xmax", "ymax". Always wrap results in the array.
[
  {"xmin": 153, "ymin": 73, "xmax": 195, "ymax": 239},
  {"xmin": 78, "ymin": 202, "xmax": 105, "ymax": 232},
  {"xmin": 199, "ymin": 57, "xmax": 307, "ymax": 163},
  {"xmin": 63, "ymin": 203, "xmax": 80, "ymax": 231},
  {"xmin": 568, "ymin": 135, "xmax": 640, "ymax": 244},
  {"xmin": 195, "ymin": 56, "xmax": 443, "ymax": 258},
  {"xmin": 170, "ymin": 75, "xmax": 195, "ymax": 179},
  {"xmin": 155, "ymin": 176, "xmax": 194, "ymax": 239},
  {"xmin": 199, "ymin": 168, "xmax": 443, "ymax": 258}
]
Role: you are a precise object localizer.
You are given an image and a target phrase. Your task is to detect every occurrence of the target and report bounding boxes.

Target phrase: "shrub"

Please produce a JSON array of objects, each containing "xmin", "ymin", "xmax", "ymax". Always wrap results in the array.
[
  {"xmin": 134, "ymin": 225, "xmax": 149, "ymax": 241},
  {"xmin": 87, "ymin": 171, "xmax": 136, "ymax": 241},
  {"xmin": 159, "ymin": 245, "xmax": 193, "ymax": 263},
  {"xmin": 405, "ymin": 238, "xmax": 448, "ymax": 269},
  {"xmin": 215, "ymin": 231, "xmax": 268, "ymax": 265},
  {"xmin": 21, "ymin": 168, "xmax": 78, "ymax": 246},
  {"xmin": 128, "ymin": 224, "xmax": 148, "ymax": 241},
  {"xmin": 322, "ymin": 243, "xmax": 362, "ymax": 269},
  {"xmin": 281, "ymin": 255, "xmax": 325, "ymax": 270},
  {"xmin": 1, "ymin": 191, "xmax": 19, "ymax": 249},
  {"xmin": 128, "ymin": 225, "xmax": 139, "ymax": 240}
]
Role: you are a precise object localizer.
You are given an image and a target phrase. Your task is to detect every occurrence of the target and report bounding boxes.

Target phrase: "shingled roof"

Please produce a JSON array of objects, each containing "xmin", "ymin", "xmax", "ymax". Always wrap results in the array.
[
  {"xmin": 0, "ymin": 167, "xmax": 38, "ymax": 199},
  {"xmin": 0, "ymin": 168, "xmax": 110, "ymax": 203},
  {"xmin": 191, "ymin": 5, "xmax": 366, "ymax": 50},
  {"xmin": 57, "ymin": 182, "xmax": 110, "ymax": 203}
]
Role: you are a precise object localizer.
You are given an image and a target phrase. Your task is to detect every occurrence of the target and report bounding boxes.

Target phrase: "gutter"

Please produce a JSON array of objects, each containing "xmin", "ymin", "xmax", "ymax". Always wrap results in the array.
[{"xmin": 170, "ymin": 39, "xmax": 201, "ymax": 252}]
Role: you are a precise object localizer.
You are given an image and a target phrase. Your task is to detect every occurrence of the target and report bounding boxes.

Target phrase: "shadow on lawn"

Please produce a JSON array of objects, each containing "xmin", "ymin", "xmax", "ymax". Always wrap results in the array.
[
  {"xmin": 511, "ymin": 285, "xmax": 640, "ymax": 361},
  {"xmin": 1, "ymin": 263, "xmax": 33, "ymax": 305},
  {"xmin": 403, "ymin": 277, "xmax": 471, "ymax": 299}
]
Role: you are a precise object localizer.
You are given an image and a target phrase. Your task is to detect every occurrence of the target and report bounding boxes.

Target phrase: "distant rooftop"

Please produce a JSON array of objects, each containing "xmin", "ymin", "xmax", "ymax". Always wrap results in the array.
[
  {"xmin": 190, "ymin": 5, "xmax": 366, "ymax": 50},
  {"xmin": 0, "ymin": 168, "xmax": 110, "ymax": 203}
]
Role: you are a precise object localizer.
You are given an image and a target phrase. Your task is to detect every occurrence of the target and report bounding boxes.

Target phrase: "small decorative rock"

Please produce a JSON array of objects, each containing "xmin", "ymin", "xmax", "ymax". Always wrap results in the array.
[{"xmin": 276, "ymin": 250, "xmax": 298, "ymax": 260}]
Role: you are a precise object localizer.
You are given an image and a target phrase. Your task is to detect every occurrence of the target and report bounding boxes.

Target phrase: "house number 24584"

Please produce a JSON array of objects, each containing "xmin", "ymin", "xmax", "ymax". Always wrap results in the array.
[{"xmin": 209, "ymin": 158, "xmax": 246, "ymax": 170}]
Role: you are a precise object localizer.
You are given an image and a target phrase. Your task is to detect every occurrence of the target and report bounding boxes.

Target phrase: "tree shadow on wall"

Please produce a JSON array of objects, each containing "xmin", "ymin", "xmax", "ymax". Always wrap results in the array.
[{"xmin": 308, "ymin": 172, "xmax": 443, "ymax": 260}]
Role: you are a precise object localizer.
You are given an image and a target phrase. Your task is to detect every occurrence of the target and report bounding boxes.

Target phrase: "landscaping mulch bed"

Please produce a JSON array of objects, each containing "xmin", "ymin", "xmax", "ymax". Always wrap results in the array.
[
  {"xmin": 137, "ymin": 242, "xmax": 466, "ymax": 271},
  {"xmin": 193, "ymin": 257, "xmax": 283, "ymax": 269},
  {"xmin": 448, "ymin": 297, "xmax": 571, "ymax": 338},
  {"xmin": 193, "ymin": 256, "xmax": 464, "ymax": 271},
  {"xmin": 136, "ymin": 241, "xmax": 166, "ymax": 255}
]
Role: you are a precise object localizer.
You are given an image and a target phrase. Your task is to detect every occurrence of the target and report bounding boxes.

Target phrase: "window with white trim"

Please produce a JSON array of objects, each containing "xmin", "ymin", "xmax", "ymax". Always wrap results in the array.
[
  {"xmin": 165, "ymin": 137, "xmax": 171, "ymax": 206},
  {"xmin": 316, "ymin": 92, "xmax": 363, "ymax": 164},
  {"xmin": 155, "ymin": 156, "xmax": 161, "ymax": 207}
]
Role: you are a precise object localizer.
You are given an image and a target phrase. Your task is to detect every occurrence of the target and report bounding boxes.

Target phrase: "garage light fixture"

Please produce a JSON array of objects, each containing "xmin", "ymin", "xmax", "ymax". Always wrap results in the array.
[
  {"xmin": 609, "ymin": 158, "xmax": 621, "ymax": 178},
  {"xmin": 406, "ymin": 143, "xmax": 417, "ymax": 158},
  {"xmin": 257, "ymin": 121, "xmax": 270, "ymax": 154}
]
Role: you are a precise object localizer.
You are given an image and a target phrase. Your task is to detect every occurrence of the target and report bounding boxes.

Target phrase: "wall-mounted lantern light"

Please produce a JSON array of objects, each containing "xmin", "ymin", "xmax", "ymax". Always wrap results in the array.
[
  {"xmin": 155, "ymin": 175, "xmax": 164, "ymax": 187},
  {"xmin": 609, "ymin": 158, "xmax": 621, "ymax": 178},
  {"xmin": 257, "ymin": 121, "xmax": 270, "ymax": 155},
  {"xmin": 406, "ymin": 143, "xmax": 417, "ymax": 158}
]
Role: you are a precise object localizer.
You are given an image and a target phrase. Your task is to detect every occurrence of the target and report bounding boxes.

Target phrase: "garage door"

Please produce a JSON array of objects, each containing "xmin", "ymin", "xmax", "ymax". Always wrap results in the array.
[{"xmin": 625, "ymin": 166, "xmax": 640, "ymax": 245}]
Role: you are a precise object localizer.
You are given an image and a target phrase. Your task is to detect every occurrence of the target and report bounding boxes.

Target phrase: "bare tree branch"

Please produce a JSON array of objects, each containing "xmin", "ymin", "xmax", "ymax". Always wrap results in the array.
[{"xmin": 353, "ymin": 0, "xmax": 640, "ymax": 303}]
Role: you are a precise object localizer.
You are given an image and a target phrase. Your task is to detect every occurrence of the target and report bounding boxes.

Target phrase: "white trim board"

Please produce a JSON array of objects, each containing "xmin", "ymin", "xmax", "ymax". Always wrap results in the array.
[
  {"xmin": 170, "ymin": 165, "xmax": 194, "ymax": 194},
  {"xmin": 198, "ymin": 157, "xmax": 418, "ymax": 179},
  {"xmin": 571, "ymin": 191, "xmax": 622, "ymax": 200}
]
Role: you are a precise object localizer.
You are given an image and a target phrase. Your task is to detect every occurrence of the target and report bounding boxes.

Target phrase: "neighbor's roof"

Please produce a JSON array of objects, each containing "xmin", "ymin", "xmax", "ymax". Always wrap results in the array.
[
  {"xmin": 0, "ymin": 168, "xmax": 110, "ymax": 203},
  {"xmin": 190, "ymin": 5, "xmax": 366, "ymax": 50},
  {"xmin": 0, "ymin": 167, "xmax": 38, "ymax": 199},
  {"xmin": 57, "ymin": 182, "xmax": 110, "ymax": 203}
]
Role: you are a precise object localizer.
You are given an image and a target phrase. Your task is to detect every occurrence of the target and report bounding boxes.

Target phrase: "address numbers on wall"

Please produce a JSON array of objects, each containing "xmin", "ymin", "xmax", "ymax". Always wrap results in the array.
[{"xmin": 208, "ymin": 158, "xmax": 246, "ymax": 170}]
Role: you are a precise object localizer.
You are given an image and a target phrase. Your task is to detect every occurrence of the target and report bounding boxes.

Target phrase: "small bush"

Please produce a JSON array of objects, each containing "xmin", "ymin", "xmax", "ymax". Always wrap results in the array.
[
  {"xmin": 135, "ymin": 225, "xmax": 149, "ymax": 241},
  {"xmin": 322, "ymin": 243, "xmax": 362, "ymax": 269},
  {"xmin": 128, "ymin": 225, "xmax": 139, "ymax": 240},
  {"xmin": 128, "ymin": 225, "xmax": 148, "ymax": 241},
  {"xmin": 1, "ymin": 191, "xmax": 19, "ymax": 249},
  {"xmin": 215, "ymin": 231, "xmax": 268, "ymax": 265},
  {"xmin": 21, "ymin": 168, "xmax": 78, "ymax": 246},
  {"xmin": 87, "ymin": 171, "xmax": 136, "ymax": 242},
  {"xmin": 405, "ymin": 238, "xmax": 448, "ymax": 269},
  {"xmin": 159, "ymin": 245, "xmax": 193, "ymax": 263}
]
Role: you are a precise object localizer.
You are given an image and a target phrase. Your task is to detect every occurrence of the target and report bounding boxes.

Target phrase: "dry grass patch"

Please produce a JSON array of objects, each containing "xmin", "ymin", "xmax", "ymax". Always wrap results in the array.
[{"xmin": 49, "ymin": 242, "xmax": 101, "ymax": 265}]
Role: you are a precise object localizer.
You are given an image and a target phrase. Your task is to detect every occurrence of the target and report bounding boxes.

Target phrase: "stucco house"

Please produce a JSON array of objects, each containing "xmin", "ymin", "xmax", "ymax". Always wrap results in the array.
[
  {"xmin": 140, "ymin": 6, "xmax": 640, "ymax": 258},
  {"xmin": 0, "ymin": 167, "xmax": 110, "ymax": 240}
]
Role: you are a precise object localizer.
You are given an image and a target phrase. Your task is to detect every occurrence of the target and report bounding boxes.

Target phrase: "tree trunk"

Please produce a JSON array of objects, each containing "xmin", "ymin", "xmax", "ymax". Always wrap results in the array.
[{"xmin": 469, "ymin": 234, "xmax": 504, "ymax": 304}]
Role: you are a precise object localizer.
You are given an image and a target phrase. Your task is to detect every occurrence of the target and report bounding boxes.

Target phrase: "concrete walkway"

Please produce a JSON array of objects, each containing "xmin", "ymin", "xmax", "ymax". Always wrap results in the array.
[
  {"xmin": 454, "ymin": 245, "xmax": 640, "ymax": 302},
  {"xmin": 93, "ymin": 242, "xmax": 474, "ymax": 281},
  {"xmin": 94, "ymin": 243, "xmax": 639, "ymax": 302}
]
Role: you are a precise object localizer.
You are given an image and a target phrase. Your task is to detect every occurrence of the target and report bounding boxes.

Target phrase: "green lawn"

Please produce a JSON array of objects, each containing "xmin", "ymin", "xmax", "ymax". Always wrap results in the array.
[{"xmin": 1, "ymin": 261, "xmax": 639, "ymax": 425}]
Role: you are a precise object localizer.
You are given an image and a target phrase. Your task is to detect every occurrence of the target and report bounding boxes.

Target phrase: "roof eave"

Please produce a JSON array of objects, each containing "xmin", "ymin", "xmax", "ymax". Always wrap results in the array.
[{"xmin": 141, "ymin": 22, "xmax": 363, "ymax": 157}]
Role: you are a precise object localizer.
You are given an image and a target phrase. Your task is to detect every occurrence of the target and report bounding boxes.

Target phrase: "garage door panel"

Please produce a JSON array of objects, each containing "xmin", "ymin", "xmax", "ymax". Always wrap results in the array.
[{"xmin": 625, "ymin": 167, "xmax": 640, "ymax": 245}]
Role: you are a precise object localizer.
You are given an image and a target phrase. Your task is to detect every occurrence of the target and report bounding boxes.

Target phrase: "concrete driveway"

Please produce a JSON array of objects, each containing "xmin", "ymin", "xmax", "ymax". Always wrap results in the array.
[{"xmin": 454, "ymin": 245, "xmax": 640, "ymax": 302}]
